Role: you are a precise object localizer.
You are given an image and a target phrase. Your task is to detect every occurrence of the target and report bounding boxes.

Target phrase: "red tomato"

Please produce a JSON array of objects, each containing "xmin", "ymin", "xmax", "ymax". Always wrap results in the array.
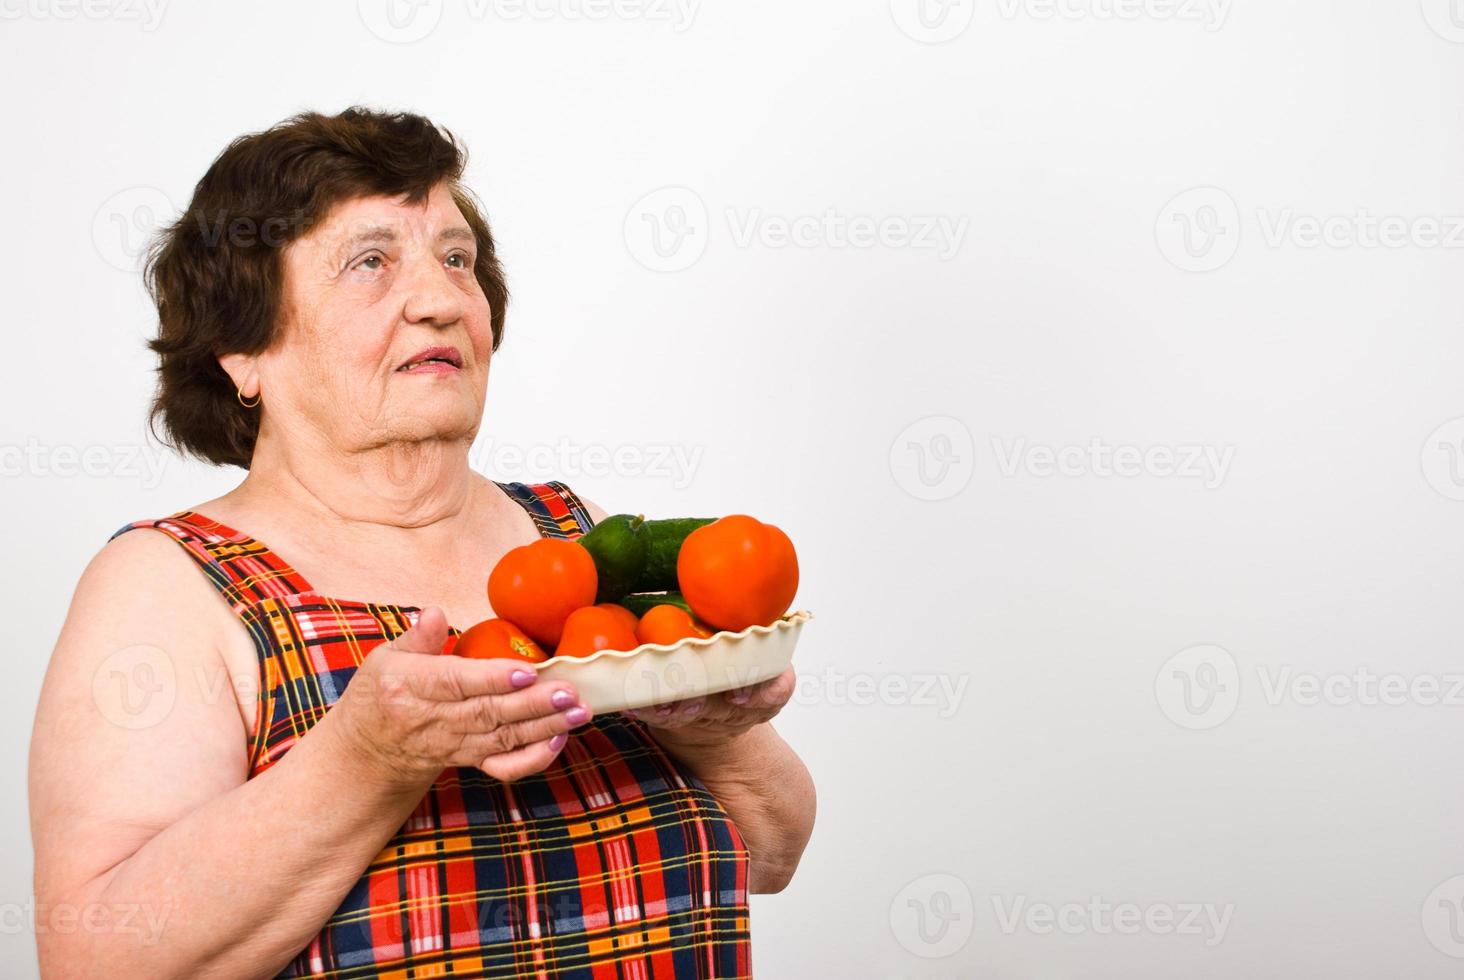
[
  {"xmin": 635, "ymin": 604, "xmax": 714, "ymax": 646},
  {"xmin": 487, "ymin": 539, "xmax": 598, "ymax": 647},
  {"xmin": 596, "ymin": 603, "xmax": 640, "ymax": 635},
  {"xmin": 555, "ymin": 606, "xmax": 640, "ymax": 659},
  {"xmin": 677, "ymin": 515, "xmax": 799, "ymax": 632},
  {"xmin": 453, "ymin": 618, "xmax": 548, "ymax": 664}
]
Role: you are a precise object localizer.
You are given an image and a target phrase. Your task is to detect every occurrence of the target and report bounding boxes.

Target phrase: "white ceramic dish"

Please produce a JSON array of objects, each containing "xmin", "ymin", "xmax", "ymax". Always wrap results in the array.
[{"xmin": 535, "ymin": 610, "xmax": 812, "ymax": 714}]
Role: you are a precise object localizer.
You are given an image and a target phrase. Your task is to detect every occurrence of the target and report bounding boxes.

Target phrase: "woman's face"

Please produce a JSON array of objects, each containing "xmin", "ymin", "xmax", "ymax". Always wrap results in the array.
[{"xmin": 255, "ymin": 182, "xmax": 495, "ymax": 455}]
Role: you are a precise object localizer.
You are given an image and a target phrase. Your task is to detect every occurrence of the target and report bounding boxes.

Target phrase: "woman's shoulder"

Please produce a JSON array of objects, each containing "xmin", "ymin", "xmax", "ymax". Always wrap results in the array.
[
  {"xmin": 86, "ymin": 513, "xmax": 231, "ymax": 614},
  {"xmin": 99, "ymin": 508, "xmax": 232, "ymax": 584},
  {"xmin": 80, "ymin": 503, "xmax": 258, "ymax": 635},
  {"xmin": 49, "ymin": 517, "xmax": 243, "ymax": 700}
]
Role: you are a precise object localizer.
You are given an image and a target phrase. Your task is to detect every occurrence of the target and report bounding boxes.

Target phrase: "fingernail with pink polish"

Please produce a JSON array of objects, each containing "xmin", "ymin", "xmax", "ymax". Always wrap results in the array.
[
  {"xmin": 511, "ymin": 670, "xmax": 536, "ymax": 688},
  {"xmin": 729, "ymin": 692, "xmax": 751, "ymax": 705},
  {"xmin": 550, "ymin": 689, "xmax": 575, "ymax": 709},
  {"xmin": 564, "ymin": 706, "xmax": 589, "ymax": 726},
  {"xmin": 549, "ymin": 733, "xmax": 568, "ymax": 752}
]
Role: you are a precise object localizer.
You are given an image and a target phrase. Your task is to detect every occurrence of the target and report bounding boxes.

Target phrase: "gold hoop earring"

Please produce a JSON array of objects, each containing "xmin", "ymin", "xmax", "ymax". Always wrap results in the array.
[{"xmin": 237, "ymin": 387, "xmax": 261, "ymax": 409}]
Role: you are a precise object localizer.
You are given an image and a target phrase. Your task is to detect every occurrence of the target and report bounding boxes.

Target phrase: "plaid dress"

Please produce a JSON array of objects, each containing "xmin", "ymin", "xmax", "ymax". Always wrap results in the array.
[{"xmin": 110, "ymin": 481, "xmax": 751, "ymax": 979}]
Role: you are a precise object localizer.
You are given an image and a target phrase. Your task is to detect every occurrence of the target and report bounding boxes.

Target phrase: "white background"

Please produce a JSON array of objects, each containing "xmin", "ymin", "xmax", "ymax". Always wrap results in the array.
[{"xmin": 5, "ymin": 0, "xmax": 1464, "ymax": 976}]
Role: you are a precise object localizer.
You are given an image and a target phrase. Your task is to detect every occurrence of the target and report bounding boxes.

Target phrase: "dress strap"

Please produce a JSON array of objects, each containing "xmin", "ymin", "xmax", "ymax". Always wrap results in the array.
[
  {"xmin": 109, "ymin": 511, "xmax": 315, "ymax": 613},
  {"xmin": 495, "ymin": 480, "xmax": 595, "ymax": 539}
]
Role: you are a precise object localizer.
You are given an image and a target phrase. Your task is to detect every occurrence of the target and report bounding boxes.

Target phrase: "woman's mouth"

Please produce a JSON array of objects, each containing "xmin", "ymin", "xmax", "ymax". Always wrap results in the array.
[
  {"xmin": 397, "ymin": 345, "xmax": 464, "ymax": 374},
  {"xmin": 398, "ymin": 359, "xmax": 460, "ymax": 374}
]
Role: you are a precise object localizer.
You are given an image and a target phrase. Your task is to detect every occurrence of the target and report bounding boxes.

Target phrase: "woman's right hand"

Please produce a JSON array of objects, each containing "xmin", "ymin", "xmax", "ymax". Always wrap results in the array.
[{"xmin": 333, "ymin": 606, "xmax": 590, "ymax": 784}]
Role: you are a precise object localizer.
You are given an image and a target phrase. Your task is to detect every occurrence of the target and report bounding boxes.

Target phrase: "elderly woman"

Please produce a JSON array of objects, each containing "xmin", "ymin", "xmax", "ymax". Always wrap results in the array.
[{"xmin": 29, "ymin": 108, "xmax": 815, "ymax": 979}]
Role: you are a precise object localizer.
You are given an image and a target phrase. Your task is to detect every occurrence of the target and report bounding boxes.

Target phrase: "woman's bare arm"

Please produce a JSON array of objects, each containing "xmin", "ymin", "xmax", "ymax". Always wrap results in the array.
[
  {"xmin": 693, "ymin": 725, "xmax": 815, "ymax": 894},
  {"xmin": 29, "ymin": 530, "xmax": 586, "ymax": 979}
]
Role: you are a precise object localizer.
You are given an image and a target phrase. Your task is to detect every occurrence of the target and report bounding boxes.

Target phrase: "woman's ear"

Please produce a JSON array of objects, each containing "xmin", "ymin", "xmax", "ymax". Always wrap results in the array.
[{"xmin": 218, "ymin": 352, "xmax": 260, "ymax": 400}]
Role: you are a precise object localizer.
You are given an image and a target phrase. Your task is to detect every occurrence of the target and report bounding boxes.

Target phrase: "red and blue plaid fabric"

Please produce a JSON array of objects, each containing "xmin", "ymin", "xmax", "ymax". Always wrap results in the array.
[{"xmin": 111, "ymin": 481, "xmax": 751, "ymax": 979}]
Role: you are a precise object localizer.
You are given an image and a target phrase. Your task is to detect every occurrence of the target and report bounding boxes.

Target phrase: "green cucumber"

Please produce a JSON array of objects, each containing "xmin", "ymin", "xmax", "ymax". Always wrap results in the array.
[
  {"xmin": 637, "ymin": 517, "xmax": 715, "ymax": 592},
  {"xmin": 617, "ymin": 591, "xmax": 693, "ymax": 618},
  {"xmin": 577, "ymin": 514, "xmax": 648, "ymax": 603}
]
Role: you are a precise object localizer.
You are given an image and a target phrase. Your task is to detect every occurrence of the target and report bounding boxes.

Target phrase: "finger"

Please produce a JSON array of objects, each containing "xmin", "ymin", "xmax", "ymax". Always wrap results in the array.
[
  {"xmin": 478, "ymin": 732, "xmax": 572, "ymax": 783},
  {"xmin": 454, "ymin": 698, "xmax": 592, "ymax": 757},
  {"xmin": 723, "ymin": 679, "xmax": 773, "ymax": 707},
  {"xmin": 632, "ymin": 701, "xmax": 681, "ymax": 724},
  {"xmin": 725, "ymin": 668, "xmax": 796, "ymax": 708},
  {"xmin": 394, "ymin": 606, "xmax": 451, "ymax": 655},
  {"xmin": 670, "ymin": 696, "xmax": 709, "ymax": 719},
  {"xmin": 430, "ymin": 654, "xmax": 543, "ymax": 701},
  {"xmin": 449, "ymin": 683, "xmax": 586, "ymax": 730},
  {"xmin": 630, "ymin": 698, "xmax": 719, "ymax": 728},
  {"xmin": 496, "ymin": 704, "xmax": 592, "ymax": 748}
]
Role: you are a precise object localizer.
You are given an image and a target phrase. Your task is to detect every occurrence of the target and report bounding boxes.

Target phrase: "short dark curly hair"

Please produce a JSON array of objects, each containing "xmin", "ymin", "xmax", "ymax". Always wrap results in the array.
[{"xmin": 143, "ymin": 106, "xmax": 509, "ymax": 469}]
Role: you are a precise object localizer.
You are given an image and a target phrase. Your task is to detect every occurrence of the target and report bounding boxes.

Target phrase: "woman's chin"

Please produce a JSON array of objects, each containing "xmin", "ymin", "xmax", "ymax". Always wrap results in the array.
[{"xmin": 364, "ymin": 400, "xmax": 478, "ymax": 443}]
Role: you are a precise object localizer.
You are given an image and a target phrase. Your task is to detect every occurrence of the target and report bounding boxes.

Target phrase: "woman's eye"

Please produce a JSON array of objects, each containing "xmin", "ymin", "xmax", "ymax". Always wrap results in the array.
[
  {"xmin": 446, "ymin": 251, "xmax": 470, "ymax": 269},
  {"xmin": 353, "ymin": 253, "xmax": 384, "ymax": 271}
]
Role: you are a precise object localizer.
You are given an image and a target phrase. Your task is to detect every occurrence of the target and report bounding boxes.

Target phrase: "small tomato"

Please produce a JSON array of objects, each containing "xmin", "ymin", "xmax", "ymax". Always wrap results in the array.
[
  {"xmin": 596, "ymin": 603, "xmax": 640, "ymax": 635},
  {"xmin": 452, "ymin": 618, "xmax": 548, "ymax": 664},
  {"xmin": 555, "ymin": 605, "xmax": 640, "ymax": 659},
  {"xmin": 635, "ymin": 604, "xmax": 714, "ymax": 646}
]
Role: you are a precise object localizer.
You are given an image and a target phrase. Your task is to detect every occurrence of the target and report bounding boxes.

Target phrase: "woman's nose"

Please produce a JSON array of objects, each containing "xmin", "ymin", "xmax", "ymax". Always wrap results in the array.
[{"xmin": 401, "ymin": 255, "xmax": 465, "ymax": 326}]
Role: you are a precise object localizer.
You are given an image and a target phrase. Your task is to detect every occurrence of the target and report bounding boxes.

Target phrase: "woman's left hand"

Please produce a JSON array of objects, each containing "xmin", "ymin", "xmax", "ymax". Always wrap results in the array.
[{"xmin": 626, "ymin": 667, "xmax": 796, "ymax": 757}]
